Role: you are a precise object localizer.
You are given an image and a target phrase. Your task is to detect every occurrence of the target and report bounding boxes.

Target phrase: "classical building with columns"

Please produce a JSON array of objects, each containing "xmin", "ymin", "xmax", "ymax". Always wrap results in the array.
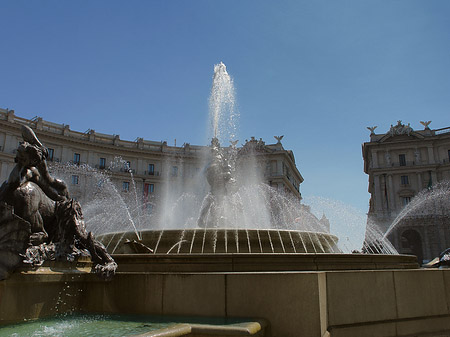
[
  {"xmin": 362, "ymin": 121, "xmax": 450, "ymax": 262},
  {"xmin": 0, "ymin": 108, "xmax": 303, "ymax": 214}
]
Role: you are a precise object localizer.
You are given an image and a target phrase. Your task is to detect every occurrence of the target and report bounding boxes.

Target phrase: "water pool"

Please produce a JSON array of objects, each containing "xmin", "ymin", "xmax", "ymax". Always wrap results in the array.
[{"xmin": 0, "ymin": 313, "xmax": 175, "ymax": 337}]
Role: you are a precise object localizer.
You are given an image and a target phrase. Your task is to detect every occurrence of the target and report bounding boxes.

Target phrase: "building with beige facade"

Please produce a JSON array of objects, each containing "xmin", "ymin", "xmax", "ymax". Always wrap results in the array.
[
  {"xmin": 362, "ymin": 120, "xmax": 450, "ymax": 262},
  {"xmin": 0, "ymin": 108, "xmax": 303, "ymax": 221}
]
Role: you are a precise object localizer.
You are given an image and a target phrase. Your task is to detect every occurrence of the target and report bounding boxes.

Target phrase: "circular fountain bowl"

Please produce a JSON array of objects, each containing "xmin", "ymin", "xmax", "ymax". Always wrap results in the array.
[
  {"xmin": 98, "ymin": 228, "xmax": 340, "ymax": 254},
  {"xmin": 97, "ymin": 229, "xmax": 419, "ymax": 272}
]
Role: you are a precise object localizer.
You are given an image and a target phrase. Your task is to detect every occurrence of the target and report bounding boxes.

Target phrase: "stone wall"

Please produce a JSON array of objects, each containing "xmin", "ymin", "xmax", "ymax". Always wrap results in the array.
[{"xmin": 1, "ymin": 268, "xmax": 450, "ymax": 337}]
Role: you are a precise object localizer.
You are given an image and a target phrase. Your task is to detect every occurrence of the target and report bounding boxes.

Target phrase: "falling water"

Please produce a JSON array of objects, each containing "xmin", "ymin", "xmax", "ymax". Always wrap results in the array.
[
  {"xmin": 49, "ymin": 160, "xmax": 142, "ymax": 241},
  {"xmin": 257, "ymin": 230, "xmax": 263, "ymax": 253},
  {"xmin": 190, "ymin": 229, "xmax": 196, "ymax": 254},
  {"xmin": 288, "ymin": 232, "xmax": 297, "ymax": 253}
]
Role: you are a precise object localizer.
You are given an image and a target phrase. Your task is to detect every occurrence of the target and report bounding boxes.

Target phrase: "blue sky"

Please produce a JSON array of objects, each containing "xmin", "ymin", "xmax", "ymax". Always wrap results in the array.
[{"xmin": 1, "ymin": 0, "xmax": 450, "ymax": 218}]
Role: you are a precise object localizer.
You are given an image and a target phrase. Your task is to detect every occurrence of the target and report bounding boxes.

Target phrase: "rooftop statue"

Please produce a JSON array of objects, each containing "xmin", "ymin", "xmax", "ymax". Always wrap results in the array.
[
  {"xmin": 274, "ymin": 135, "xmax": 284, "ymax": 144},
  {"xmin": 420, "ymin": 120, "xmax": 432, "ymax": 130},
  {"xmin": 367, "ymin": 126, "xmax": 377, "ymax": 135},
  {"xmin": 0, "ymin": 125, "xmax": 117, "ymax": 280},
  {"xmin": 389, "ymin": 120, "xmax": 413, "ymax": 136}
]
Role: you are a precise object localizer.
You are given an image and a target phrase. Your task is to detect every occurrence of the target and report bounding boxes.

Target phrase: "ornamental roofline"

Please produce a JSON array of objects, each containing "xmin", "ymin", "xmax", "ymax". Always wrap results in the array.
[
  {"xmin": 0, "ymin": 108, "xmax": 290, "ymax": 157},
  {"xmin": 365, "ymin": 120, "xmax": 450, "ymax": 144}
]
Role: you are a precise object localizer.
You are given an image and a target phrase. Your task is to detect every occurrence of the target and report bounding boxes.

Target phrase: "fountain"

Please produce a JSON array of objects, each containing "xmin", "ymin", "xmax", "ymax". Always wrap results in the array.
[
  {"xmin": 97, "ymin": 62, "xmax": 343, "ymax": 256},
  {"xmin": 2, "ymin": 63, "xmax": 450, "ymax": 337}
]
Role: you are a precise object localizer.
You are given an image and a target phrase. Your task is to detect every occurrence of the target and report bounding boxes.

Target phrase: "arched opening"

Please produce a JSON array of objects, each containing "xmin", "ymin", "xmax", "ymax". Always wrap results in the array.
[{"xmin": 400, "ymin": 229, "xmax": 423, "ymax": 264}]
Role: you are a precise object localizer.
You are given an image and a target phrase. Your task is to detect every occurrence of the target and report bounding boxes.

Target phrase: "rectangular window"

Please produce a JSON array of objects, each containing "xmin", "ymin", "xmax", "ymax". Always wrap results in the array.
[
  {"xmin": 126, "ymin": 161, "xmax": 131, "ymax": 170},
  {"xmin": 71, "ymin": 175, "xmax": 79, "ymax": 185},
  {"xmin": 448, "ymin": 150, "xmax": 450, "ymax": 162},
  {"xmin": 144, "ymin": 183, "xmax": 154, "ymax": 196},
  {"xmin": 171, "ymin": 166, "xmax": 178, "ymax": 177},
  {"xmin": 402, "ymin": 197, "xmax": 411, "ymax": 206},
  {"xmin": 74, "ymin": 153, "xmax": 80, "ymax": 165},
  {"xmin": 122, "ymin": 181, "xmax": 130, "ymax": 192},
  {"xmin": 399, "ymin": 154, "xmax": 406, "ymax": 166},
  {"xmin": 99, "ymin": 157, "xmax": 106, "ymax": 169},
  {"xmin": 148, "ymin": 164, "xmax": 155, "ymax": 175},
  {"xmin": 47, "ymin": 148, "xmax": 54, "ymax": 161},
  {"xmin": 401, "ymin": 175, "xmax": 409, "ymax": 185}
]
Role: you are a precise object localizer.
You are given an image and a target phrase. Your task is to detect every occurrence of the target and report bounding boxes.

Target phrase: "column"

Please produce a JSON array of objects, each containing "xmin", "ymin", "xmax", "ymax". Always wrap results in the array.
[
  {"xmin": 62, "ymin": 146, "xmax": 70, "ymax": 163},
  {"xmin": 427, "ymin": 146, "xmax": 435, "ymax": 164},
  {"xmin": 4, "ymin": 134, "xmax": 17, "ymax": 153},
  {"xmin": 137, "ymin": 158, "xmax": 143, "ymax": 175},
  {"xmin": 431, "ymin": 170, "xmax": 438, "ymax": 185},
  {"xmin": 374, "ymin": 175, "xmax": 383, "ymax": 212},
  {"xmin": 371, "ymin": 150, "xmax": 378, "ymax": 169},
  {"xmin": 0, "ymin": 162, "xmax": 10, "ymax": 183},
  {"xmin": 88, "ymin": 150, "xmax": 96, "ymax": 167},
  {"xmin": 387, "ymin": 174, "xmax": 396, "ymax": 211}
]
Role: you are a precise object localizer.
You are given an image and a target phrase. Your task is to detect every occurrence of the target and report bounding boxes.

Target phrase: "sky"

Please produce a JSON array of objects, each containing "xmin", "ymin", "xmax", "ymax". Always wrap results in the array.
[{"xmin": 1, "ymin": 0, "xmax": 450, "ymax": 221}]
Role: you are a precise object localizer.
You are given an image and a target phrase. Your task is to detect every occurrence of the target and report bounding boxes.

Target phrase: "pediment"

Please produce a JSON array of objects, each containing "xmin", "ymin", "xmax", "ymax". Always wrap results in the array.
[
  {"xmin": 378, "ymin": 131, "xmax": 424, "ymax": 143},
  {"xmin": 377, "ymin": 121, "xmax": 425, "ymax": 143}
]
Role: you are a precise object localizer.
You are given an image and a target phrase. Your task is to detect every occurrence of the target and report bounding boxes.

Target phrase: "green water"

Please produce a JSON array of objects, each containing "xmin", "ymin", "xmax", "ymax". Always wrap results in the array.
[{"xmin": 0, "ymin": 313, "xmax": 174, "ymax": 337}]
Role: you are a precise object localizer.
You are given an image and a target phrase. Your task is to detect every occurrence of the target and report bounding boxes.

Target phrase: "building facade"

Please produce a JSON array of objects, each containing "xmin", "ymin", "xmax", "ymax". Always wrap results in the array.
[
  {"xmin": 362, "ymin": 121, "xmax": 450, "ymax": 262},
  {"xmin": 0, "ymin": 108, "xmax": 303, "ymax": 216}
]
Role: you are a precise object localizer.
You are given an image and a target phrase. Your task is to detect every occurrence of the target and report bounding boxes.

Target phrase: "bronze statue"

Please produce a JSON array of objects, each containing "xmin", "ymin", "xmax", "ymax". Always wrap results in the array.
[
  {"xmin": 197, "ymin": 137, "xmax": 242, "ymax": 228},
  {"xmin": 0, "ymin": 125, "xmax": 116, "ymax": 280}
]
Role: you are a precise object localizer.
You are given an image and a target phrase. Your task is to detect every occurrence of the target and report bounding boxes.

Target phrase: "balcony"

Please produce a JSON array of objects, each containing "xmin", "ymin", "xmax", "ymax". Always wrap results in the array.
[
  {"xmin": 119, "ymin": 168, "xmax": 136, "ymax": 174},
  {"xmin": 144, "ymin": 171, "xmax": 160, "ymax": 176}
]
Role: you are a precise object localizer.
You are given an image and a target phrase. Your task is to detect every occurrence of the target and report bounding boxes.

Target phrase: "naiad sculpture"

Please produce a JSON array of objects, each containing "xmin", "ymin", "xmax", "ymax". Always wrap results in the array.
[{"xmin": 0, "ymin": 125, "xmax": 117, "ymax": 280}]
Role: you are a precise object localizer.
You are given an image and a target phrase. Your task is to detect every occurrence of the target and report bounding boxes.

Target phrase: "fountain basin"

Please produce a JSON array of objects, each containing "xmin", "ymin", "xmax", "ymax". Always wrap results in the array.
[
  {"xmin": 98, "ymin": 229, "xmax": 340, "ymax": 254},
  {"xmin": 110, "ymin": 253, "xmax": 418, "ymax": 273},
  {"xmin": 3, "ymin": 256, "xmax": 443, "ymax": 337},
  {"xmin": 0, "ymin": 312, "xmax": 267, "ymax": 337}
]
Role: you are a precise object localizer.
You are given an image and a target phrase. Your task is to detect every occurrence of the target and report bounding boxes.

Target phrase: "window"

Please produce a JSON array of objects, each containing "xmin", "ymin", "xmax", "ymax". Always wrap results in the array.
[
  {"xmin": 99, "ymin": 157, "xmax": 106, "ymax": 169},
  {"xmin": 47, "ymin": 148, "xmax": 54, "ymax": 161},
  {"xmin": 399, "ymin": 154, "xmax": 406, "ymax": 166},
  {"xmin": 148, "ymin": 164, "xmax": 155, "ymax": 175},
  {"xmin": 126, "ymin": 161, "xmax": 131, "ymax": 170},
  {"xmin": 402, "ymin": 197, "xmax": 411, "ymax": 206},
  {"xmin": 171, "ymin": 166, "xmax": 178, "ymax": 177},
  {"xmin": 122, "ymin": 181, "xmax": 130, "ymax": 192},
  {"xmin": 448, "ymin": 150, "xmax": 450, "ymax": 162},
  {"xmin": 401, "ymin": 175, "xmax": 409, "ymax": 185},
  {"xmin": 71, "ymin": 175, "xmax": 79, "ymax": 185},
  {"xmin": 74, "ymin": 153, "xmax": 80, "ymax": 165},
  {"xmin": 144, "ymin": 183, "xmax": 154, "ymax": 196}
]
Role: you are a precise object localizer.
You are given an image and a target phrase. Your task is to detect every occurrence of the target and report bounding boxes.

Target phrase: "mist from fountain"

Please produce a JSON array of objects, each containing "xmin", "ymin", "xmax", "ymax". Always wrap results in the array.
[
  {"xmin": 383, "ymin": 181, "xmax": 450, "ymax": 238},
  {"xmin": 49, "ymin": 159, "xmax": 146, "ymax": 241},
  {"xmin": 50, "ymin": 62, "xmax": 399, "ymax": 255}
]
